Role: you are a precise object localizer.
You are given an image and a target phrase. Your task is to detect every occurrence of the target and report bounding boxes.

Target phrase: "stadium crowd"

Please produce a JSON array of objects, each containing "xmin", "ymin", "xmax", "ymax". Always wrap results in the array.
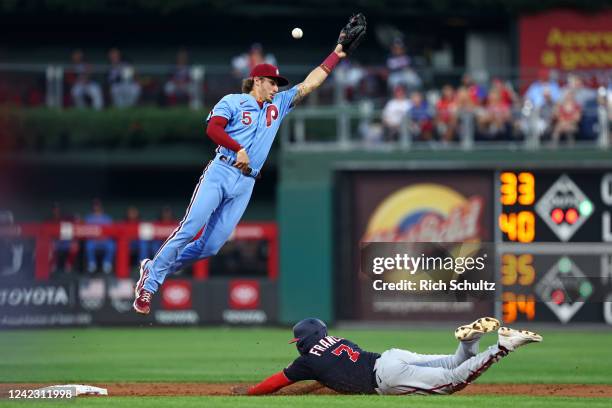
[
  {"xmin": 366, "ymin": 69, "xmax": 610, "ymax": 145},
  {"xmin": 0, "ymin": 42, "xmax": 610, "ymax": 145}
]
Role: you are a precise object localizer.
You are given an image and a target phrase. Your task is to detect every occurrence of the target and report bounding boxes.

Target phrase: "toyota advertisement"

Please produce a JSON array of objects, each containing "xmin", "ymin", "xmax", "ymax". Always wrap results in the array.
[{"xmin": 0, "ymin": 278, "xmax": 277, "ymax": 328}]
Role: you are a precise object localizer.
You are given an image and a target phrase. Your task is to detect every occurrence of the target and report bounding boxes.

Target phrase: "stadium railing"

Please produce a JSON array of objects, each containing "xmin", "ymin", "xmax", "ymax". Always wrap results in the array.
[
  {"xmin": 280, "ymin": 101, "xmax": 610, "ymax": 151},
  {"xmin": 0, "ymin": 63, "xmax": 610, "ymax": 150},
  {"xmin": 1, "ymin": 221, "xmax": 278, "ymax": 281}
]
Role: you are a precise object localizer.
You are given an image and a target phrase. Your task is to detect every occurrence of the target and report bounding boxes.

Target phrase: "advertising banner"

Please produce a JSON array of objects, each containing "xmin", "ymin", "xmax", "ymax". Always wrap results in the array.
[
  {"xmin": 338, "ymin": 170, "xmax": 494, "ymax": 321},
  {"xmin": 0, "ymin": 278, "xmax": 277, "ymax": 328},
  {"xmin": 519, "ymin": 9, "xmax": 612, "ymax": 73}
]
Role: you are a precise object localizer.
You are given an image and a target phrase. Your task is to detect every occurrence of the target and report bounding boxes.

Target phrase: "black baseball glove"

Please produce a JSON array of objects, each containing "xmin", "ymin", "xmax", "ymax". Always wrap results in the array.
[{"xmin": 337, "ymin": 13, "xmax": 367, "ymax": 55}]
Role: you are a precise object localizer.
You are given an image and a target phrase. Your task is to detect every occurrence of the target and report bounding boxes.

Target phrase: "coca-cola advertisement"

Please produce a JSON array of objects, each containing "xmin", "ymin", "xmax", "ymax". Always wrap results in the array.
[{"xmin": 336, "ymin": 170, "xmax": 493, "ymax": 321}]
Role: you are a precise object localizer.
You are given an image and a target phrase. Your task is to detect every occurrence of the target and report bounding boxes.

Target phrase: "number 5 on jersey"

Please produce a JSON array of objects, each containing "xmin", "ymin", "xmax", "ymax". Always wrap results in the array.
[
  {"xmin": 332, "ymin": 344, "xmax": 360, "ymax": 362},
  {"xmin": 242, "ymin": 111, "xmax": 252, "ymax": 126}
]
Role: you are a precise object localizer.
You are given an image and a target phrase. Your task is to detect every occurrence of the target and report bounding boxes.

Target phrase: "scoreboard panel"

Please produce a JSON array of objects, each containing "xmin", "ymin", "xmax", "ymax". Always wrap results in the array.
[
  {"xmin": 338, "ymin": 166, "xmax": 612, "ymax": 325},
  {"xmin": 496, "ymin": 169, "xmax": 612, "ymax": 325},
  {"xmin": 498, "ymin": 170, "xmax": 612, "ymax": 243}
]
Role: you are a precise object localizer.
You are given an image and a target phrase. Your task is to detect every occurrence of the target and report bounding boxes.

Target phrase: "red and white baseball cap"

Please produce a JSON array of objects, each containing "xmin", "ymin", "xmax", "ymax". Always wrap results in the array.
[{"xmin": 250, "ymin": 63, "xmax": 289, "ymax": 86}]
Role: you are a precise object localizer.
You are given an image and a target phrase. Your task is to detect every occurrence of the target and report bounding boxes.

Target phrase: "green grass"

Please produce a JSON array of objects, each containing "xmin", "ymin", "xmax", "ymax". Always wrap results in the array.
[
  {"xmin": 1, "ymin": 327, "xmax": 611, "ymax": 384},
  {"xmin": 0, "ymin": 327, "xmax": 610, "ymax": 407},
  {"xmin": 0, "ymin": 396, "xmax": 611, "ymax": 408}
]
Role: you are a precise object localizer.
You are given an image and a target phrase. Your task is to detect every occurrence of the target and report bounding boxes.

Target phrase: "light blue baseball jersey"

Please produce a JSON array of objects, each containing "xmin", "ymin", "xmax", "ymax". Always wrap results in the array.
[
  {"xmin": 208, "ymin": 85, "xmax": 299, "ymax": 171},
  {"xmin": 141, "ymin": 85, "xmax": 299, "ymax": 295}
]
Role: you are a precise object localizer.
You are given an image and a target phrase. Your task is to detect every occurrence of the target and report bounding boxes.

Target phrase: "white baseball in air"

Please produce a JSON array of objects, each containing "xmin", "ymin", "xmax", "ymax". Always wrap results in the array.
[{"xmin": 292, "ymin": 27, "xmax": 303, "ymax": 39}]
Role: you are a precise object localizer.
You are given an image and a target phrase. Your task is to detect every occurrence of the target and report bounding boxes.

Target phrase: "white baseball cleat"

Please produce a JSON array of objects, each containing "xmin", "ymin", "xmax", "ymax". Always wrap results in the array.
[
  {"xmin": 498, "ymin": 327, "xmax": 543, "ymax": 351},
  {"xmin": 455, "ymin": 317, "xmax": 500, "ymax": 341}
]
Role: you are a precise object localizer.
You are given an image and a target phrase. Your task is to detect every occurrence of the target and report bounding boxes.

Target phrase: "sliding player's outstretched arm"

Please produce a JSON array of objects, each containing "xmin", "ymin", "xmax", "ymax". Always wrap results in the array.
[{"xmin": 231, "ymin": 371, "xmax": 295, "ymax": 396}]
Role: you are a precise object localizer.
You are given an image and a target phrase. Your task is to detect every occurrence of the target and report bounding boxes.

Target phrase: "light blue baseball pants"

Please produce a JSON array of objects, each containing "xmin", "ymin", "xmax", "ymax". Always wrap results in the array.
[{"xmin": 144, "ymin": 159, "xmax": 255, "ymax": 293}]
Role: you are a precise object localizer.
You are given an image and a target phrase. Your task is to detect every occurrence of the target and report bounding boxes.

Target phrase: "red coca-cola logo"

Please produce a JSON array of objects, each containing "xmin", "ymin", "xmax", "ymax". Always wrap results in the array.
[
  {"xmin": 229, "ymin": 280, "xmax": 260, "ymax": 310},
  {"xmin": 161, "ymin": 280, "xmax": 192, "ymax": 310}
]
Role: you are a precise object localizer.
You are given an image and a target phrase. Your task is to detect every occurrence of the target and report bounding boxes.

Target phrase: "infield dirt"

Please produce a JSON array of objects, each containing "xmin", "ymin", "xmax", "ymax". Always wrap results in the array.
[{"xmin": 2, "ymin": 383, "xmax": 612, "ymax": 398}]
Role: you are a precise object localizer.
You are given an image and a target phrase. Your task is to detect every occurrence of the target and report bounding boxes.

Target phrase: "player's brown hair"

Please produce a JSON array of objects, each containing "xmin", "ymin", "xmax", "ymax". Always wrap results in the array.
[{"xmin": 242, "ymin": 78, "xmax": 254, "ymax": 93}]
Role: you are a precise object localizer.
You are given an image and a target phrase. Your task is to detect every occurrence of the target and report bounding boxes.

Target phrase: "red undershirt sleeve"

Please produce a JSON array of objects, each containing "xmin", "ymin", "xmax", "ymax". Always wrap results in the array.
[
  {"xmin": 206, "ymin": 116, "xmax": 242, "ymax": 152},
  {"xmin": 248, "ymin": 371, "xmax": 294, "ymax": 395}
]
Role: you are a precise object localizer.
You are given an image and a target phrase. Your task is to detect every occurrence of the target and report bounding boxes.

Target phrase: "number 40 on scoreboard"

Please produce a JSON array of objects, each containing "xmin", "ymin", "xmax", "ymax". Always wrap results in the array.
[{"xmin": 498, "ymin": 170, "xmax": 612, "ymax": 243}]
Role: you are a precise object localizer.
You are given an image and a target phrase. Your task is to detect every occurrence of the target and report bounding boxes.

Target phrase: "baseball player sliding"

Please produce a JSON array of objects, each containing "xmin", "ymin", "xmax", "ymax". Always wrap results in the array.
[
  {"xmin": 234, "ymin": 317, "xmax": 542, "ymax": 396},
  {"xmin": 134, "ymin": 14, "xmax": 367, "ymax": 314}
]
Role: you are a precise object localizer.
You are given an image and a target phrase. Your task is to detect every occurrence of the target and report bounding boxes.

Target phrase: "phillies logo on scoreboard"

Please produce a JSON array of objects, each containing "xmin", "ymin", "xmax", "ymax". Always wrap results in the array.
[
  {"xmin": 161, "ymin": 280, "xmax": 192, "ymax": 310},
  {"xmin": 229, "ymin": 280, "xmax": 260, "ymax": 310},
  {"xmin": 535, "ymin": 175, "xmax": 594, "ymax": 242},
  {"xmin": 362, "ymin": 184, "xmax": 484, "ymax": 242}
]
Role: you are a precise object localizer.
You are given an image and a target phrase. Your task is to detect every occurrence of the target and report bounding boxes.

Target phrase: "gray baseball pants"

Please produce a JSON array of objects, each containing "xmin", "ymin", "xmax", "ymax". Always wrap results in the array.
[{"xmin": 373, "ymin": 340, "xmax": 507, "ymax": 395}]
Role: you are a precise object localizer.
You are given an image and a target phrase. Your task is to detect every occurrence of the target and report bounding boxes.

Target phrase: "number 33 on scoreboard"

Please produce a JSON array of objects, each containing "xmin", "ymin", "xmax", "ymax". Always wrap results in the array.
[{"xmin": 499, "ymin": 172, "xmax": 536, "ymax": 243}]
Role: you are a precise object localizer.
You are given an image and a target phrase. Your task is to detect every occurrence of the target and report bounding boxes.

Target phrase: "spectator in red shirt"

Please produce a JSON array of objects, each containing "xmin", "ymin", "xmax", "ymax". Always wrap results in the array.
[
  {"xmin": 477, "ymin": 88, "xmax": 512, "ymax": 140},
  {"xmin": 461, "ymin": 73, "xmax": 484, "ymax": 106},
  {"xmin": 552, "ymin": 91, "xmax": 581, "ymax": 146},
  {"xmin": 435, "ymin": 85, "xmax": 458, "ymax": 142},
  {"xmin": 455, "ymin": 86, "xmax": 476, "ymax": 113},
  {"xmin": 490, "ymin": 78, "xmax": 516, "ymax": 108}
]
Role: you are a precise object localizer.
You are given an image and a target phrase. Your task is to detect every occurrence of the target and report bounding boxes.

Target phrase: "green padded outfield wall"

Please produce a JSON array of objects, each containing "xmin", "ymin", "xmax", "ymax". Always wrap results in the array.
[{"xmin": 277, "ymin": 148, "xmax": 611, "ymax": 324}]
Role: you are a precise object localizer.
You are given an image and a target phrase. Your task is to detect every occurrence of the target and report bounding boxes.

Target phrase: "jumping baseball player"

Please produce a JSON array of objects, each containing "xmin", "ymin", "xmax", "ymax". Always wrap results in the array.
[
  {"xmin": 235, "ymin": 317, "xmax": 542, "ymax": 396},
  {"xmin": 133, "ymin": 15, "xmax": 367, "ymax": 314}
]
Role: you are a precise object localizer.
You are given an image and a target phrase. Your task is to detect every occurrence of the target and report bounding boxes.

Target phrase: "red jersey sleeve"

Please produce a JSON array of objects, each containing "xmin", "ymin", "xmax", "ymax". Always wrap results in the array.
[
  {"xmin": 206, "ymin": 116, "xmax": 242, "ymax": 152},
  {"xmin": 248, "ymin": 371, "xmax": 294, "ymax": 395}
]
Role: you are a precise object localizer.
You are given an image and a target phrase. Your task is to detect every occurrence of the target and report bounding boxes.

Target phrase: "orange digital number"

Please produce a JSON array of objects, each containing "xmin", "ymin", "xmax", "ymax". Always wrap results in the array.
[
  {"xmin": 517, "ymin": 254, "xmax": 535, "ymax": 285},
  {"xmin": 499, "ymin": 213, "xmax": 516, "ymax": 240},
  {"xmin": 501, "ymin": 254, "xmax": 535, "ymax": 286},
  {"xmin": 516, "ymin": 294, "xmax": 536, "ymax": 320},
  {"xmin": 502, "ymin": 292, "xmax": 518, "ymax": 323},
  {"xmin": 500, "ymin": 172, "xmax": 517, "ymax": 205},
  {"xmin": 502, "ymin": 292, "xmax": 536, "ymax": 323},
  {"xmin": 500, "ymin": 172, "xmax": 535, "ymax": 206},
  {"xmin": 502, "ymin": 254, "xmax": 535, "ymax": 286},
  {"xmin": 517, "ymin": 211, "xmax": 535, "ymax": 243},
  {"xmin": 518, "ymin": 172, "xmax": 535, "ymax": 205},
  {"xmin": 499, "ymin": 212, "xmax": 535, "ymax": 243},
  {"xmin": 501, "ymin": 254, "xmax": 518, "ymax": 285}
]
